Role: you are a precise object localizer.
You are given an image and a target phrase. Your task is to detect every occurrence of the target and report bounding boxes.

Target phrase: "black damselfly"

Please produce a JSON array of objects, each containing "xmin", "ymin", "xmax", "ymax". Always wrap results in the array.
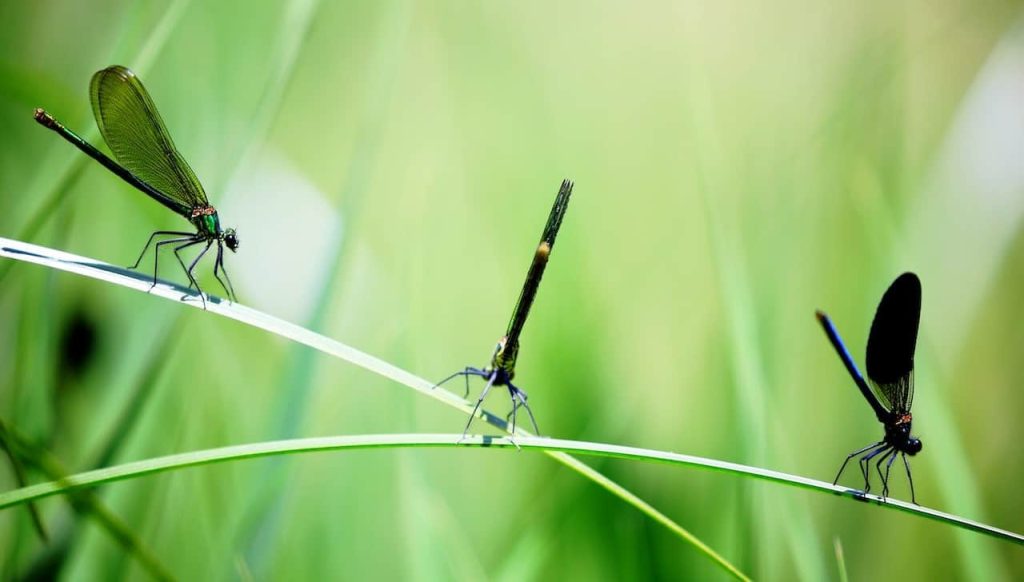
[{"xmin": 816, "ymin": 272, "xmax": 923, "ymax": 503}]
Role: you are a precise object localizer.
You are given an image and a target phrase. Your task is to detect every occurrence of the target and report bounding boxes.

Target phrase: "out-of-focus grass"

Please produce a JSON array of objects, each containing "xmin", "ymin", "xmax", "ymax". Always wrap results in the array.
[{"xmin": 3, "ymin": 0, "xmax": 1024, "ymax": 579}]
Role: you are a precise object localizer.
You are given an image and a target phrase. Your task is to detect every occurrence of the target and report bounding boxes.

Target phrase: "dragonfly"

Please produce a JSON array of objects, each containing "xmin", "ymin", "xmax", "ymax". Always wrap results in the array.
[
  {"xmin": 435, "ymin": 179, "xmax": 573, "ymax": 439},
  {"xmin": 816, "ymin": 272, "xmax": 923, "ymax": 503},
  {"xmin": 34, "ymin": 65, "xmax": 237, "ymax": 308}
]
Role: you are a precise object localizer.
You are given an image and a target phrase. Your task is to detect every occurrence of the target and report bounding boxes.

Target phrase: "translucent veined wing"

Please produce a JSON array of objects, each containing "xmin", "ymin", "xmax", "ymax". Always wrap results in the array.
[
  {"xmin": 90, "ymin": 66, "xmax": 207, "ymax": 216},
  {"xmin": 865, "ymin": 272, "xmax": 921, "ymax": 412},
  {"xmin": 503, "ymin": 180, "xmax": 574, "ymax": 351}
]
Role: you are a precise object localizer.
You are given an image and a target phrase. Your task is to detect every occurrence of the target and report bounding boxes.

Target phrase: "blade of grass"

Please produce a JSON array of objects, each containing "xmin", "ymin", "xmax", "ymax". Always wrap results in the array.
[
  {"xmin": 398, "ymin": 452, "xmax": 488, "ymax": 580},
  {"xmin": 0, "ymin": 420, "xmax": 173, "ymax": 581},
  {"xmin": 13, "ymin": 317, "xmax": 187, "ymax": 579},
  {"xmin": 227, "ymin": 0, "xmax": 397, "ymax": 576},
  {"xmin": 0, "ymin": 433, "xmax": 1019, "ymax": 547},
  {"xmin": 833, "ymin": 537, "xmax": 848, "ymax": 582},
  {"xmin": 0, "ymin": 164, "xmax": 85, "ymax": 286},
  {"xmin": 900, "ymin": 25, "xmax": 1024, "ymax": 580},
  {"xmin": 90, "ymin": 317, "xmax": 187, "ymax": 469},
  {"xmin": 126, "ymin": 0, "xmax": 193, "ymax": 77},
  {"xmin": 0, "ymin": 237, "xmax": 748, "ymax": 579},
  {"xmin": 0, "ymin": 420, "xmax": 47, "ymax": 541},
  {"xmin": 688, "ymin": 66, "xmax": 827, "ymax": 580}
]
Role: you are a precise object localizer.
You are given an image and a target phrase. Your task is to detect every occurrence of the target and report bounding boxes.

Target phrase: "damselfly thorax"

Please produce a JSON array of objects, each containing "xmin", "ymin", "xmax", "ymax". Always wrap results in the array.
[
  {"xmin": 884, "ymin": 412, "xmax": 922, "ymax": 454},
  {"xmin": 190, "ymin": 205, "xmax": 239, "ymax": 250},
  {"xmin": 489, "ymin": 336, "xmax": 519, "ymax": 382}
]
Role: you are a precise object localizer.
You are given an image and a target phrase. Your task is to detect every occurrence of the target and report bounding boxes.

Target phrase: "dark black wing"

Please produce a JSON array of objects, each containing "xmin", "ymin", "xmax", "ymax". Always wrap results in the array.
[
  {"xmin": 90, "ymin": 66, "xmax": 207, "ymax": 215},
  {"xmin": 865, "ymin": 272, "xmax": 921, "ymax": 412},
  {"xmin": 503, "ymin": 179, "xmax": 573, "ymax": 349}
]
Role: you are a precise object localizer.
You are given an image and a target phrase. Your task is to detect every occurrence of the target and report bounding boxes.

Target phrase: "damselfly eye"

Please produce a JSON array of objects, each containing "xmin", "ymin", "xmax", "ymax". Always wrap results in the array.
[
  {"xmin": 225, "ymin": 229, "xmax": 239, "ymax": 252},
  {"xmin": 907, "ymin": 438, "xmax": 922, "ymax": 455}
]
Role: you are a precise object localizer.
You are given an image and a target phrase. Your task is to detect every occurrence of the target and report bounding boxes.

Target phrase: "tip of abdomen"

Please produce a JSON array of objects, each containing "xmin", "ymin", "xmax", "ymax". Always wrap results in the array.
[{"xmin": 33, "ymin": 108, "xmax": 57, "ymax": 128}]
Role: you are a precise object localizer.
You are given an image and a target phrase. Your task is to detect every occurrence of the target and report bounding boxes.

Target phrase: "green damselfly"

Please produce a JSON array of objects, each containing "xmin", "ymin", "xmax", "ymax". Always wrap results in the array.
[
  {"xmin": 435, "ymin": 179, "xmax": 573, "ymax": 438},
  {"xmin": 34, "ymin": 65, "xmax": 237, "ymax": 307}
]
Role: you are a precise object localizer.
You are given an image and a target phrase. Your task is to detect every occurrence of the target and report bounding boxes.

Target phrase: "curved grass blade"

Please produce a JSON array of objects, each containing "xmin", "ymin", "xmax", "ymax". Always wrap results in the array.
[
  {"xmin": 0, "ymin": 434, "xmax": 1019, "ymax": 548},
  {"xmin": 0, "ymin": 420, "xmax": 173, "ymax": 581},
  {"xmin": 0, "ymin": 237, "xmax": 746, "ymax": 579},
  {"xmin": 14, "ymin": 318, "xmax": 185, "ymax": 580},
  {"xmin": 0, "ymin": 163, "xmax": 87, "ymax": 286},
  {"xmin": 0, "ymin": 420, "xmax": 47, "ymax": 541},
  {"xmin": 833, "ymin": 537, "xmax": 848, "ymax": 582}
]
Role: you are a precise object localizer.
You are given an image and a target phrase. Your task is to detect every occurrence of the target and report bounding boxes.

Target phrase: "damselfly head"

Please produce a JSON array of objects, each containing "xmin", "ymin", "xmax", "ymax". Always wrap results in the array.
[
  {"xmin": 907, "ymin": 437, "xmax": 922, "ymax": 455},
  {"xmin": 224, "ymin": 228, "xmax": 239, "ymax": 252}
]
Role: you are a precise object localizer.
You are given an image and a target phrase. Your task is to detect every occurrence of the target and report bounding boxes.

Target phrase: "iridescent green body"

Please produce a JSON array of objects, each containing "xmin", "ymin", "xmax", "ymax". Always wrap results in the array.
[
  {"xmin": 492, "ymin": 336, "xmax": 519, "ymax": 380},
  {"xmin": 191, "ymin": 207, "xmax": 225, "ymax": 238}
]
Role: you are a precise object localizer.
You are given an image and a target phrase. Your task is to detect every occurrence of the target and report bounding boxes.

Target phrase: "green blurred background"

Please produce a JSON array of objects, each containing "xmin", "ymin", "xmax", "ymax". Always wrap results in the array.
[{"xmin": 2, "ymin": 0, "xmax": 1023, "ymax": 579}]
